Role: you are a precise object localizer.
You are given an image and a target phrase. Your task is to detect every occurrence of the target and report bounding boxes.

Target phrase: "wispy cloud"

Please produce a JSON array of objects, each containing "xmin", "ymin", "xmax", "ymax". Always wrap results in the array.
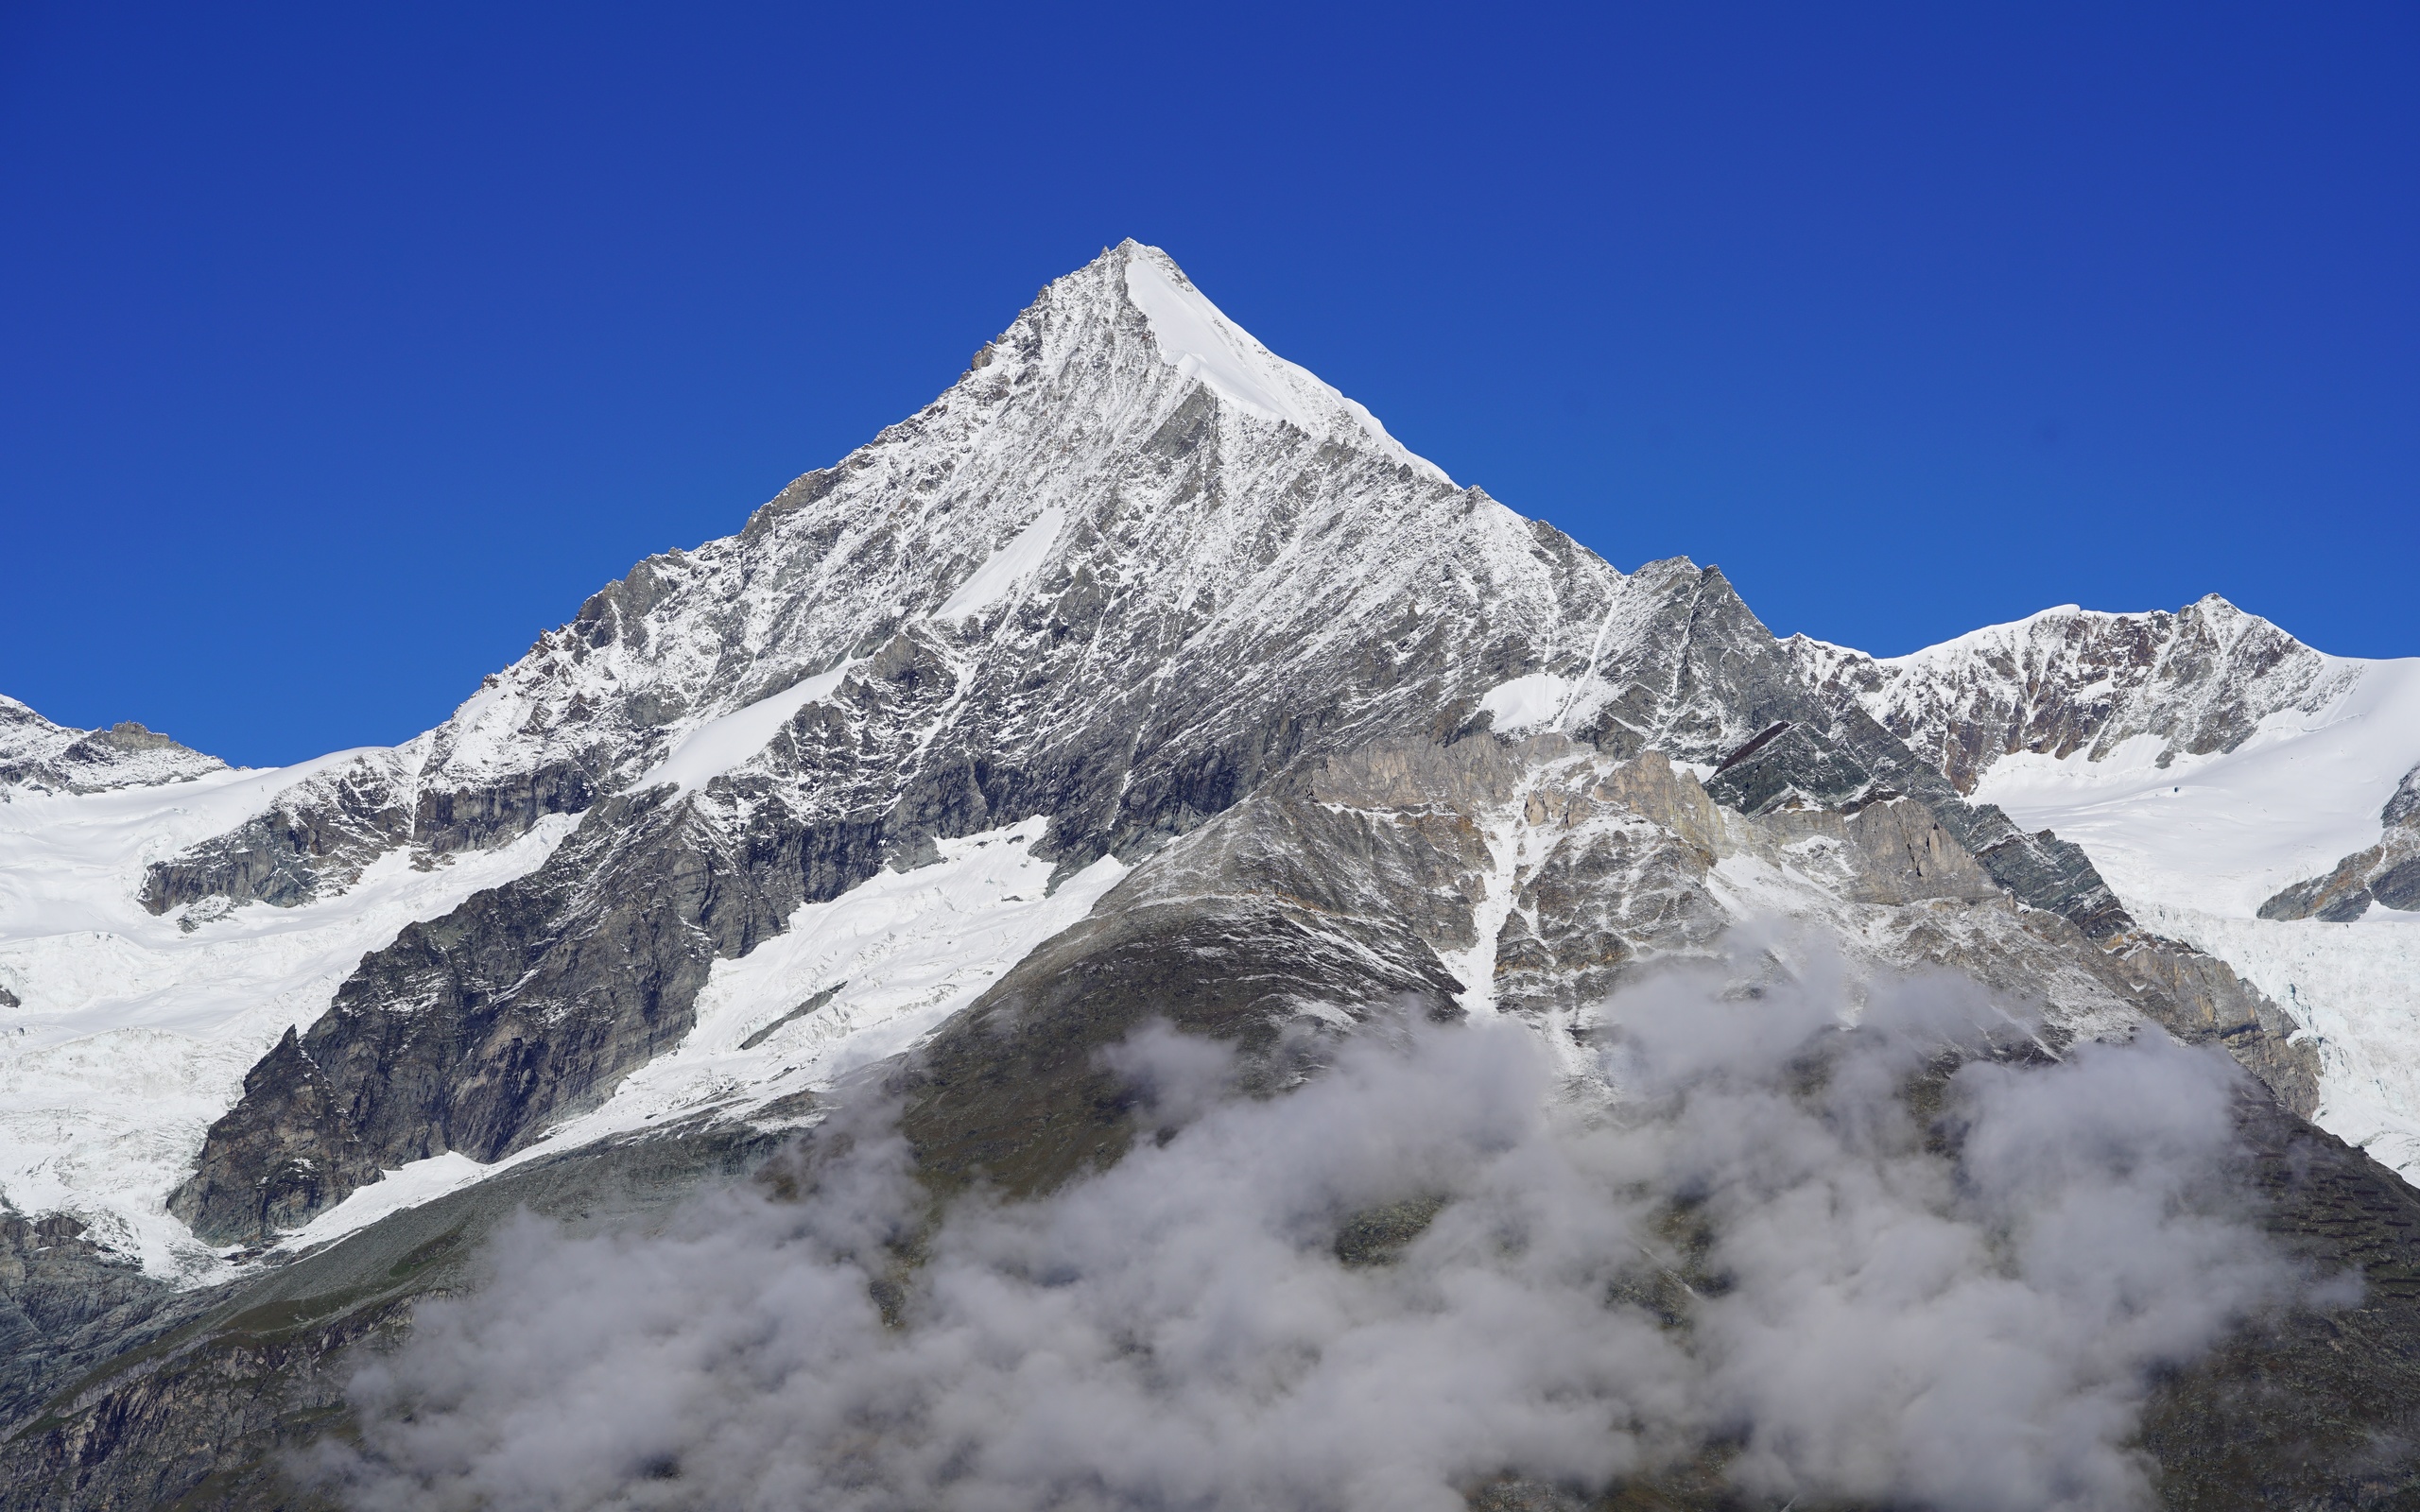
[{"xmin": 315, "ymin": 963, "xmax": 2325, "ymax": 1512}]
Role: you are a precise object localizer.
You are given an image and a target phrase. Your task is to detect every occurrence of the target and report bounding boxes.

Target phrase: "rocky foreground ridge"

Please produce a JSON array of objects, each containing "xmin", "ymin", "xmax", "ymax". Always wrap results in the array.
[{"xmin": 3, "ymin": 243, "xmax": 2416, "ymax": 1508}]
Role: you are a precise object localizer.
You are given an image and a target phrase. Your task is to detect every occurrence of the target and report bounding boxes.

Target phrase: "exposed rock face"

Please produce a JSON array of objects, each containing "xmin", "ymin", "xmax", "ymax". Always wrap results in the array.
[
  {"xmin": 1557, "ymin": 564, "xmax": 2138, "ymax": 942},
  {"xmin": 2258, "ymin": 835, "xmax": 2420, "ymax": 921},
  {"xmin": 0, "ymin": 698, "xmax": 223, "ymax": 797},
  {"xmin": 2390, "ymin": 762, "xmax": 2420, "ymax": 829},
  {"xmin": 136, "ymin": 747, "xmax": 599, "ymax": 917},
  {"xmin": 139, "ymin": 752, "xmax": 416, "ymax": 913},
  {"xmin": 903, "ymin": 729, "xmax": 2319, "ymax": 1213},
  {"xmin": 1786, "ymin": 595, "xmax": 2355, "ymax": 794},
  {"xmin": 0, "ymin": 1214, "xmax": 176, "ymax": 1432},
  {"xmin": 2258, "ymin": 763, "xmax": 2420, "ymax": 921}
]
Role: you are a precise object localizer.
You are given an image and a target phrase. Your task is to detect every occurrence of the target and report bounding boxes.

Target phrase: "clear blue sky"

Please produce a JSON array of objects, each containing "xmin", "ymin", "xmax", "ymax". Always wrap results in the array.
[{"xmin": 5, "ymin": 3, "xmax": 2413, "ymax": 767}]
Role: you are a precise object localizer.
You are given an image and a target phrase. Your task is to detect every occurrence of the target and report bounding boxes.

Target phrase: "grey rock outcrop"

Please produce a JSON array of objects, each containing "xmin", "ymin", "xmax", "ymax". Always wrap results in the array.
[
  {"xmin": 137, "ymin": 747, "xmax": 598, "ymax": 916},
  {"xmin": 2258, "ymin": 760, "xmax": 2420, "ymax": 921},
  {"xmin": 0, "ymin": 697, "xmax": 224, "ymax": 797},
  {"xmin": 1581, "ymin": 563, "xmax": 2138, "ymax": 941},
  {"xmin": 2390, "ymin": 761, "xmax": 2420, "ymax": 829},
  {"xmin": 0, "ymin": 1213, "xmax": 179, "ymax": 1434},
  {"xmin": 139, "ymin": 753, "xmax": 415, "ymax": 914},
  {"xmin": 910, "ymin": 723, "xmax": 2318, "ymax": 1213}
]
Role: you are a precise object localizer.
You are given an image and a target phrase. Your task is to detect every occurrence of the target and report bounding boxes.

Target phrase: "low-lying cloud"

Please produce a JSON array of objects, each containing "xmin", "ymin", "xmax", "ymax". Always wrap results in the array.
[{"xmin": 317, "ymin": 965, "xmax": 2326, "ymax": 1512}]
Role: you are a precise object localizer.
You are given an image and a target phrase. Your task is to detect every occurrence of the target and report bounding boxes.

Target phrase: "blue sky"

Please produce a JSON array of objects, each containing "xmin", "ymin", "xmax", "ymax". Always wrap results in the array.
[{"xmin": 4, "ymin": 3, "xmax": 2413, "ymax": 767}]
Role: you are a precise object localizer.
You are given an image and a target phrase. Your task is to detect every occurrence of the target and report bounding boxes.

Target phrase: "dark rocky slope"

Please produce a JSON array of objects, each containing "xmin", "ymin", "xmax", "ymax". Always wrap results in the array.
[
  {"xmin": 2258, "ymin": 760, "xmax": 2420, "ymax": 921},
  {"xmin": 5, "ymin": 1124, "xmax": 780, "ymax": 1512}
]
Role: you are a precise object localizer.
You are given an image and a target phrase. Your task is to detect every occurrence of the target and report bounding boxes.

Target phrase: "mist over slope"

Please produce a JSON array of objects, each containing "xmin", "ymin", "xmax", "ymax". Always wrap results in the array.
[{"xmin": 319, "ymin": 971, "xmax": 2316, "ymax": 1512}]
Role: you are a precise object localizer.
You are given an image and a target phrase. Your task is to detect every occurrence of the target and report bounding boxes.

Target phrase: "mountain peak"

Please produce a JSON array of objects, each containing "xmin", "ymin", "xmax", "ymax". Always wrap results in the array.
[{"xmin": 1104, "ymin": 241, "xmax": 1452, "ymax": 486}]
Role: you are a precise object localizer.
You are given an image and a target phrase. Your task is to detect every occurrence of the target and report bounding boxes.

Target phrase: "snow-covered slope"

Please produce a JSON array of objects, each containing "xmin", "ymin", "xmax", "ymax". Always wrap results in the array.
[
  {"xmin": 1118, "ymin": 253, "xmax": 1452, "ymax": 486},
  {"xmin": 1969, "ymin": 656, "xmax": 2420, "ymax": 919},
  {"xmin": 1797, "ymin": 606, "xmax": 2420, "ymax": 1178},
  {"xmin": 0, "ymin": 760, "xmax": 576, "ymax": 1273}
]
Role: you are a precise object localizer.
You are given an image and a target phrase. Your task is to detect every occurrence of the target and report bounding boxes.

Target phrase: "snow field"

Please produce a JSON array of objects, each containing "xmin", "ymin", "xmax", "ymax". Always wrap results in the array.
[
  {"xmin": 1976, "ymin": 657, "xmax": 2420, "ymax": 919},
  {"xmin": 275, "ymin": 817, "xmax": 1127, "ymax": 1256},
  {"xmin": 2133, "ymin": 900, "xmax": 2420, "ymax": 1178},
  {"xmin": 1968, "ymin": 652, "xmax": 2420, "ymax": 1181},
  {"xmin": 0, "ymin": 762, "xmax": 578, "ymax": 1276}
]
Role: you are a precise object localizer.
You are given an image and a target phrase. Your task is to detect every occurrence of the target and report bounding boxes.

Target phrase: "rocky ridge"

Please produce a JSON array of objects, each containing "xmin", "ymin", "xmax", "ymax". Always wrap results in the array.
[
  {"xmin": 2259, "ymin": 760, "xmax": 2420, "ymax": 921},
  {"xmin": 1786, "ymin": 595, "xmax": 2356, "ymax": 795},
  {"xmin": 0, "ymin": 698, "xmax": 223, "ymax": 799}
]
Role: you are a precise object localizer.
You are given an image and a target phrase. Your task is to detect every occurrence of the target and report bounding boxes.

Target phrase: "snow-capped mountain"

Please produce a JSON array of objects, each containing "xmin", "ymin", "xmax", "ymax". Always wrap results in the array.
[
  {"xmin": 1789, "ymin": 598, "xmax": 2420, "ymax": 923},
  {"xmin": 150, "ymin": 245, "xmax": 2308, "ymax": 1253},
  {"xmin": 5, "ymin": 243, "xmax": 2418, "ymax": 1509}
]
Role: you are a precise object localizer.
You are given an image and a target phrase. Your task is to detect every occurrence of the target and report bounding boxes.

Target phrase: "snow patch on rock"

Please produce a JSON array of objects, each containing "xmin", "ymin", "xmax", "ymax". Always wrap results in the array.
[
  {"xmin": 1122, "ymin": 247, "xmax": 1451, "ymax": 486},
  {"xmin": 1478, "ymin": 674, "xmax": 1572, "ymax": 733},
  {"xmin": 639, "ymin": 662, "xmax": 857, "ymax": 794},
  {"xmin": 936, "ymin": 507, "xmax": 1066, "ymax": 621}
]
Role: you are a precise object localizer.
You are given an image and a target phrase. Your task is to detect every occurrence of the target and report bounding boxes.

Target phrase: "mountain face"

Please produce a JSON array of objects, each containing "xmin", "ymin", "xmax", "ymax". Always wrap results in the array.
[
  {"xmin": 1789, "ymin": 594, "xmax": 2420, "ymax": 1181},
  {"xmin": 157, "ymin": 246, "xmax": 2306, "ymax": 1248},
  {"xmin": 4, "ymin": 243, "xmax": 2418, "ymax": 1509}
]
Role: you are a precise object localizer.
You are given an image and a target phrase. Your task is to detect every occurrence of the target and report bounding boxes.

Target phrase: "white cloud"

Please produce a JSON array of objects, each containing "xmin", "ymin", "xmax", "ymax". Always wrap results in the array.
[{"xmin": 315, "ymin": 962, "xmax": 2324, "ymax": 1512}]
